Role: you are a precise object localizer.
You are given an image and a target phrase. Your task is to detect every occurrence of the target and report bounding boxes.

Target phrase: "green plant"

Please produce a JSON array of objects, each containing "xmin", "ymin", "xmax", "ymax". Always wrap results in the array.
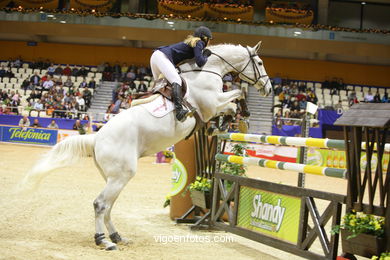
[
  {"xmin": 220, "ymin": 143, "xmax": 247, "ymax": 191},
  {"xmin": 371, "ymin": 251, "xmax": 390, "ymax": 260},
  {"xmin": 331, "ymin": 211, "xmax": 385, "ymax": 239},
  {"xmin": 221, "ymin": 143, "xmax": 247, "ymax": 177},
  {"xmin": 189, "ymin": 176, "xmax": 211, "ymax": 192}
]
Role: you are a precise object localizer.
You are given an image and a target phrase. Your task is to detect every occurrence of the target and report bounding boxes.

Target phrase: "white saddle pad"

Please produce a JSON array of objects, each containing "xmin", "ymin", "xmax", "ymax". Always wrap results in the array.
[{"xmin": 140, "ymin": 94, "xmax": 174, "ymax": 118}]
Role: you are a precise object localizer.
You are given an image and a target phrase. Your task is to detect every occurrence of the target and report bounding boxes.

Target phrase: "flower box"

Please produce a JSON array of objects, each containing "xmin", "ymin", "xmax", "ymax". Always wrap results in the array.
[
  {"xmin": 341, "ymin": 229, "xmax": 385, "ymax": 258},
  {"xmin": 190, "ymin": 190, "xmax": 211, "ymax": 209}
]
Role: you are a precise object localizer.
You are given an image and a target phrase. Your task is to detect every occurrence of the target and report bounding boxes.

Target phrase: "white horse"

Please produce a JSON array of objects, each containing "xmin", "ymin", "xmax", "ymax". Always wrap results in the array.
[{"xmin": 19, "ymin": 42, "xmax": 272, "ymax": 250}]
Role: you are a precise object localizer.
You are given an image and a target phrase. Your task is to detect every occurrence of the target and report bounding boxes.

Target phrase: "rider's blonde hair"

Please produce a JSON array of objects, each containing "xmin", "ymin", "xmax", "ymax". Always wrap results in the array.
[{"xmin": 184, "ymin": 35, "xmax": 201, "ymax": 47}]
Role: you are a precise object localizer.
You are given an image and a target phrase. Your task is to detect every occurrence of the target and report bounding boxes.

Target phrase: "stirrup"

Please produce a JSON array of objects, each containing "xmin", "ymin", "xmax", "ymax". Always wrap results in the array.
[
  {"xmin": 176, "ymin": 109, "xmax": 189, "ymax": 122},
  {"xmin": 186, "ymin": 106, "xmax": 197, "ymax": 117}
]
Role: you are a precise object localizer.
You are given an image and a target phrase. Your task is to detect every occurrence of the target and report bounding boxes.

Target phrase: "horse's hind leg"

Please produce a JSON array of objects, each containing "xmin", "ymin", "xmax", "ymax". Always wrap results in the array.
[{"xmin": 93, "ymin": 175, "xmax": 131, "ymax": 250}]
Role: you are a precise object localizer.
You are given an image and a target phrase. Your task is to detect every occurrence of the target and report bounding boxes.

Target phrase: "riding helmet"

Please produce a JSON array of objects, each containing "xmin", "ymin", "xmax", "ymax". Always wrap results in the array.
[{"xmin": 194, "ymin": 26, "xmax": 213, "ymax": 40}]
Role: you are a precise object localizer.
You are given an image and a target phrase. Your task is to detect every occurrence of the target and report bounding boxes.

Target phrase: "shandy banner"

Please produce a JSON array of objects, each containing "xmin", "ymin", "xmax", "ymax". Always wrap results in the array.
[
  {"xmin": 237, "ymin": 186, "xmax": 301, "ymax": 244},
  {"xmin": 1, "ymin": 126, "xmax": 58, "ymax": 146}
]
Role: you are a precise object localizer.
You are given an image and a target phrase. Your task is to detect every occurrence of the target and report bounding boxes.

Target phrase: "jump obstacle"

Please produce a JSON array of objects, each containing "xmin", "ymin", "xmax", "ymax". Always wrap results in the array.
[{"xmin": 176, "ymin": 103, "xmax": 389, "ymax": 260}]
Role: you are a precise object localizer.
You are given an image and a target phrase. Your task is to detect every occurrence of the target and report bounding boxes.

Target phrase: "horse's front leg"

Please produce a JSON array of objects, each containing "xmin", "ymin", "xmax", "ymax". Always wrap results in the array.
[{"xmin": 215, "ymin": 89, "xmax": 241, "ymax": 114}]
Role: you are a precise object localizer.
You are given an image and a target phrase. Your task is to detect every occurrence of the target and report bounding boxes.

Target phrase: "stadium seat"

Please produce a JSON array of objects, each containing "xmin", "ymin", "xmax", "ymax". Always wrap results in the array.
[
  {"xmin": 323, "ymin": 89, "xmax": 331, "ymax": 95},
  {"xmin": 10, "ymin": 78, "xmax": 17, "ymax": 84},
  {"xmin": 25, "ymin": 68, "xmax": 33, "ymax": 75},
  {"xmin": 2, "ymin": 77, "xmax": 10, "ymax": 83},
  {"xmin": 90, "ymin": 67, "xmax": 97, "ymax": 72},
  {"xmin": 314, "ymin": 83, "xmax": 322, "ymax": 89},
  {"xmin": 22, "ymin": 63, "xmax": 29, "ymax": 69},
  {"xmin": 355, "ymin": 86, "xmax": 362, "ymax": 92}
]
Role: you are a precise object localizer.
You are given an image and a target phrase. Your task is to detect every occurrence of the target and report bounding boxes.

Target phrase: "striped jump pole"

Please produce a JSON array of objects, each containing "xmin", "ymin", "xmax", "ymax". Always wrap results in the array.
[
  {"xmin": 218, "ymin": 133, "xmax": 390, "ymax": 152},
  {"xmin": 215, "ymin": 154, "xmax": 347, "ymax": 179},
  {"xmin": 218, "ymin": 133, "xmax": 345, "ymax": 149}
]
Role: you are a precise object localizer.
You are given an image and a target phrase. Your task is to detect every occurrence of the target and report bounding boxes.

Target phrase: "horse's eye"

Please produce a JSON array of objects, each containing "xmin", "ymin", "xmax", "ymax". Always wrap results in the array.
[{"xmin": 258, "ymin": 62, "xmax": 263, "ymax": 66}]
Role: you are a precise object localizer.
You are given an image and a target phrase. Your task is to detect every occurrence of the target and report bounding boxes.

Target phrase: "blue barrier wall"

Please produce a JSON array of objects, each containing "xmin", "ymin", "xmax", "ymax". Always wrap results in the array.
[
  {"xmin": 0, "ymin": 126, "xmax": 58, "ymax": 146},
  {"xmin": 0, "ymin": 115, "xmax": 89, "ymax": 130}
]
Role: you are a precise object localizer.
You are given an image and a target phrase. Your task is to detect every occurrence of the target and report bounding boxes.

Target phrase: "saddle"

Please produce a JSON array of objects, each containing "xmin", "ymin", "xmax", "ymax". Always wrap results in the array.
[{"xmin": 133, "ymin": 77, "xmax": 204, "ymax": 139}]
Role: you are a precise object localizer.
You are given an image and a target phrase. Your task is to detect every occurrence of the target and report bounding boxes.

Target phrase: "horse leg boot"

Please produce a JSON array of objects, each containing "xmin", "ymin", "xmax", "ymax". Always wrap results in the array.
[{"xmin": 172, "ymin": 83, "xmax": 189, "ymax": 122}]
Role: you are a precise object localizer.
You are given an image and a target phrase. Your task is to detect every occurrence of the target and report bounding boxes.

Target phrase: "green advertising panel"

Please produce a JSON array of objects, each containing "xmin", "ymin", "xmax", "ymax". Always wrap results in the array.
[
  {"xmin": 237, "ymin": 186, "xmax": 301, "ymax": 244},
  {"xmin": 169, "ymin": 156, "xmax": 188, "ymax": 197}
]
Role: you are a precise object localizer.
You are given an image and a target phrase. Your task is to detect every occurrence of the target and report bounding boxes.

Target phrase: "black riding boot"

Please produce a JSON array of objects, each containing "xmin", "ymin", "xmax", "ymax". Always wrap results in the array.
[{"xmin": 172, "ymin": 83, "xmax": 189, "ymax": 122}]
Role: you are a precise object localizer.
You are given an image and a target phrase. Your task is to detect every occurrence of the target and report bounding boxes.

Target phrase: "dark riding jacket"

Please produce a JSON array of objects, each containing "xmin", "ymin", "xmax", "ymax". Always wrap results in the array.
[{"xmin": 157, "ymin": 40, "xmax": 208, "ymax": 67}]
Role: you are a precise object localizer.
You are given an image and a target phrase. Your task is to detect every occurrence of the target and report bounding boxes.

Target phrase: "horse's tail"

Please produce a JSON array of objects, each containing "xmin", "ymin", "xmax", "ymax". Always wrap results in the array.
[{"xmin": 18, "ymin": 134, "xmax": 96, "ymax": 193}]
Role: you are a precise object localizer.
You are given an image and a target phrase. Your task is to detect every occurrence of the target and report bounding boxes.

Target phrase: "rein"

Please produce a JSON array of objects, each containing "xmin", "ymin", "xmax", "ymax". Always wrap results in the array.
[{"xmin": 177, "ymin": 47, "xmax": 269, "ymax": 87}]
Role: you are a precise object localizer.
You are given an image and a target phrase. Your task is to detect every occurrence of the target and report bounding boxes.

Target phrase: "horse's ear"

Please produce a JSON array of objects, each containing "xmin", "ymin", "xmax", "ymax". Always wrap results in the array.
[{"xmin": 254, "ymin": 41, "xmax": 262, "ymax": 53}]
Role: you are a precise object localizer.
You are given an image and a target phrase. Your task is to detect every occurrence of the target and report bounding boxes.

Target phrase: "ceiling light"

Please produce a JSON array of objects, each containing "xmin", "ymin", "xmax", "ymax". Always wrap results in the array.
[
  {"xmin": 167, "ymin": 21, "xmax": 174, "ymax": 25},
  {"xmin": 361, "ymin": 1, "xmax": 366, "ymax": 5},
  {"xmin": 60, "ymin": 20, "xmax": 66, "ymax": 23}
]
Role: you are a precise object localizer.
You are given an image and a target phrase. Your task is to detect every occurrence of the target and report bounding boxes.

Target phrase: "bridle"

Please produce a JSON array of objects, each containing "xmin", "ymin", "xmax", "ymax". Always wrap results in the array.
[
  {"xmin": 179, "ymin": 47, "xmax": 270, "ymax": 89},
  {"xmin": 210, "ymin": 47, "xmax": 270, "ymax": 87}
]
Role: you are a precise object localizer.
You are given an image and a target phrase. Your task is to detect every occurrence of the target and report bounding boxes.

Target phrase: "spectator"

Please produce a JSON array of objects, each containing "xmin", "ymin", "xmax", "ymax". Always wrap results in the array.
[
  {"xmin": 78, "ymin": 66, "xmax": 89, "ymax": 77},
  {"xmin": 33, "ymin": 99, "xmax": 44, "ymax": 111},
  {"xmin": 306, "ymin": 89, "xmax": 317, "ymax": 104},
  {"xmin": 348, "ymin": 90, "xmax": 357, "ymax": 105},
  {"xmin": 18, "ymin": 115, "xmax": 30, "ymax": 127},
  {"xmin": 42, "ymin": 76, "xmax": 54, "ymax": 90},
  {"xmin": 64, "ymin": 76, "xmax": 73, "ymax": 88},
  {"xmin": 79, "ymin": 78, "xmax": 88, "ymax": 88},
  {"xmin": 76, "ymin": 95, "xmax": 86, "ymax": 111},
  {"xmin": 54, "ymin": 65, "xmax": 63, "ymax": 75},
  {"xmin": 31, "ymin": 118, "xmax": 42, "ymax": 128},
  {"xmin": 0, "ymin": 65, "xmax": 6, "ymax": 77},
  {"xmin": 299, "ymin": 97, "xmax": 307, "ymax": 110},
  {"xmin": 47, "ymin": 63, "xmax": 56, "ymax": 76},
  {"xmin": 97, "ymin": 62, "xmax": 105, "ymax": 73},
  {"xmin": 82, "ymin": 87, "xmax": 92, "ymax": 108},
  {"xmin": 47, "ymin": 119, "xmax": 59, "ymax": 129},
  {"xmin": 30, "ymin": 72, "xmax": 41, "ymax": 86},
  {"xmin": 88, "ymin": 77, "xmax": 96, "ymax": 89},
  {"xmin": 71, "ymin": 67, "xmax": 79, "ymax": 77},
  {"xmin": 382, "ymin": 92, "xmax": 389, "ymax": 103},
  {"xmin": 373, "ymin": 91, "xmax": 381, "ymax": 103},
  {"xmin": 73, "ymin": 119, "xmax": 86, "ymax": 134},
  {"xmin": 121, "ymin": 63, "xmax": 128, "ymax": 79},
  {"xmin": 63, "ymin": 64, "xmax": 72, "ymax": 76},
  {"xmin": 364, "ymin": 91, "xmax": 374, "ymax": 103},
  {"xmin": 26, "ymin": 90, "xmax": 41, "ymax": 103}
]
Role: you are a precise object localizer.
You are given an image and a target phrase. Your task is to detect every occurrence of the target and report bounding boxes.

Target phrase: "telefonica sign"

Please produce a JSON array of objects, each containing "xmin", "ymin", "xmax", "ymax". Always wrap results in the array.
[{"xmin": 1, "ymin": 126, "xmax": 58, "ymax": 146}]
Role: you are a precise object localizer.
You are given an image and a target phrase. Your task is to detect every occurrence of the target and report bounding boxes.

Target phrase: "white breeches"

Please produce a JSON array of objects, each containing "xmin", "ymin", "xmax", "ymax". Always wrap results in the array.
[{"xmin": 150, "ymin": 50, "xmax": 182, "ymax": 85}]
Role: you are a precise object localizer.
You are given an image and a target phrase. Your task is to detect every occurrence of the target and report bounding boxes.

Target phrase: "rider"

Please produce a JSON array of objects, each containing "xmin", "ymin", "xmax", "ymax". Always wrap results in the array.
[{"xmin": 150, "ymin": 26, "xmax": 213, "ymax": 122}]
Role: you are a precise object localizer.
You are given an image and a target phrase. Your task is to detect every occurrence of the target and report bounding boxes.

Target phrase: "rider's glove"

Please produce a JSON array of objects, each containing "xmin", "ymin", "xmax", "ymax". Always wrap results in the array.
[{"xmin": 203, "ymin": 49, "xmax": 212, "ymax": 57}]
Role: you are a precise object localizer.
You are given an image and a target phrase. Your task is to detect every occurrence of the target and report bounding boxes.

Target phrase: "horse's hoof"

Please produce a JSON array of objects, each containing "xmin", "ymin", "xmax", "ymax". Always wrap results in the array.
[
  {"xmin": 117, "ymin": 237, "xmax": 132, "ymax": 245},
  {"xmin": 106, "ymin": 245, "xmax": 118, "ymax": 251}
]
